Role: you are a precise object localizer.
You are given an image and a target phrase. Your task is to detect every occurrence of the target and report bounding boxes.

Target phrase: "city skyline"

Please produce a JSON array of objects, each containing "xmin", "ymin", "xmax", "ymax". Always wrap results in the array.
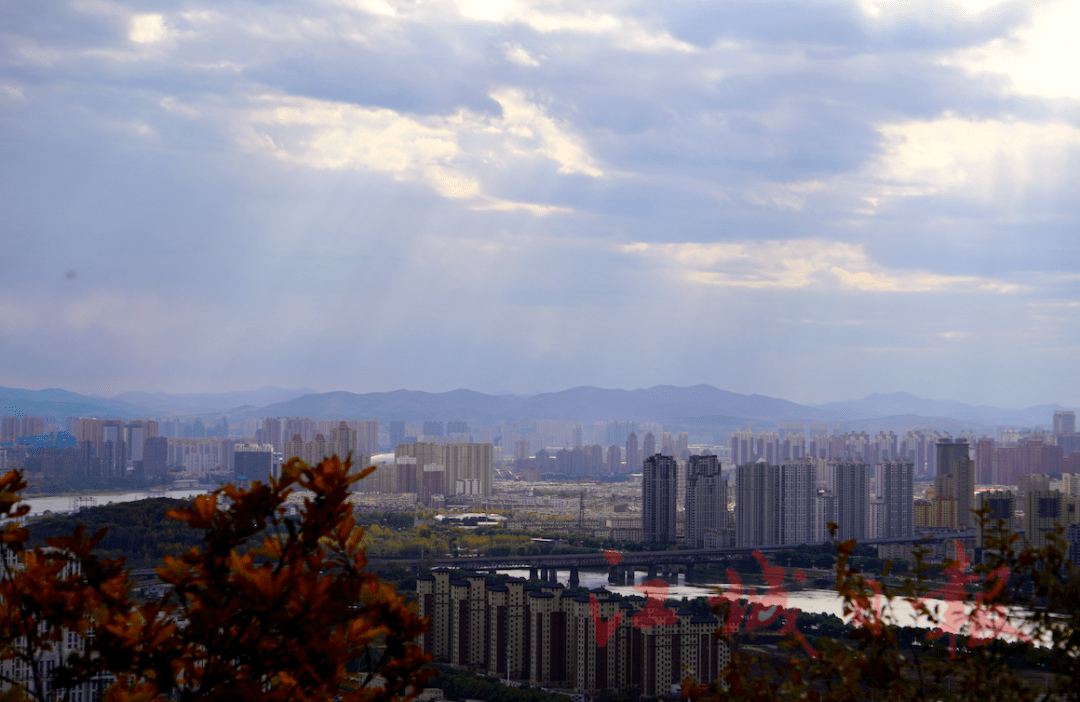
[{"xmin": 3, "ymin": 2, "xmax": 1080, "ymax": 408}]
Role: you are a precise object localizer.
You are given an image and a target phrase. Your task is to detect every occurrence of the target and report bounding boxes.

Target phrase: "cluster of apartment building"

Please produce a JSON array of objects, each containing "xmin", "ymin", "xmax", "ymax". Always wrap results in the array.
[
  {"xmin": 416, "ymin": 571, "xmax": 729, "ymax": 698},
  {"xmin": 640, "ymin": 452, "xmax": 919, "ymax": 550},
  {"xmin": 641, "ymin": 428, "xmax": 1080, "ymax": 564}
]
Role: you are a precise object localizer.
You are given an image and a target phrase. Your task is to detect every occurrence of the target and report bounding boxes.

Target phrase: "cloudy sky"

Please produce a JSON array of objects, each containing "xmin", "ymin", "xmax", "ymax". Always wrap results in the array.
[{"xmin": 2, "ymin": 0, "xmax": 1079, "ymax": 407}]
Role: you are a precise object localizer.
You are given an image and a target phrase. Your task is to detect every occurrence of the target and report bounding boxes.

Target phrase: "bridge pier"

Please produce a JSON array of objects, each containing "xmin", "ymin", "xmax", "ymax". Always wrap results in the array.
[
  {"xmin": 529, "ymin": 567, "xmax": 538, "ymax": 581},
  {"xmin": 625, "ymin": 566, "xmax": 634, "ymax": 585},
  {"xmin": 685, "ymin": 562, "xmax": 695, "ymax": 582},
  {"xmin": 608, "ymin": 565, "xmax": 620, "ymax": 583},
  {"xmin": 569, "ymin": 566, "xmax": 580, "ymax": 588},
  {"xmin": 647, "ymin": 563, "xmax": 657, "ymax": 579}
]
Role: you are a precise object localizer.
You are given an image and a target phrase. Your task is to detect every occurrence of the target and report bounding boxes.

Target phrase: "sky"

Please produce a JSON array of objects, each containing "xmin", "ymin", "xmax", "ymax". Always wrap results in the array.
[{"xmin": 2, "ymin": 0, "xmax": 1080, "ymax": 408}]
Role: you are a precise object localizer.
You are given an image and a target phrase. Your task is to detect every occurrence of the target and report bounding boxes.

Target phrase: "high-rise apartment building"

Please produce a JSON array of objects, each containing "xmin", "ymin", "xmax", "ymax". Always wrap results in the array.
[
  {"xmin": 625, "ymin": 432, "xmax": 640, "ymax": 474},
  {"xmin": 736, "ymin": 460, "xmax": 816, "ymax": 548},
  {"xmin": 416, "ymin": 572, "xmax": 729, "ymax": 698},
  {"xmin": 1055, "ymin": 411, "xmax": 1076, "ymax": 436},
  {"xmin": 513, "ymin": 438, "xmax": 530, "ymax": 463},
  {"xmin": 880, "ymin": 458, "xmax": 914, "ymax": 538},
  {"xmin": 346, "ymin": 419, "xmax": 379, "ymax": 455},
  {"xmin": 283, "ymin": 417, "xmax": 316, "ymax": 442},
  {"xmin": 100, "ymin": 420, "xmax": 126, "ymax": 480},
  {"xmin": 126, "ymin": 422, "xmax": 145, "ymax": 462},
  {"xmin": 420, "ymin": 464, "xmax": 446, "ymax": 505},
  {"xmin": 234, "ymin": 443, "xmax": 274, "ymax": 482},
  {"xmin": 777, "ymin": 460, "xmax": 816, "ymax": 546},
  {"xmin": 642, "ymin": 432, "xmax": 656, "ymax": 457},
  {"xmin": 255, "ymin": 418, "xmax": 282, "ymax": 451},
  {"xmin": 736, "ymin": 461, "xmax": 777, "ymax": 548},
  {"xmin": 143, "ymin": 436, "xmax": 168, "ymax": 481},
  {"xmin": 643, "ymin": 454, "xmax": 678, "ymax": 544},
  {"xmin": 395, "ymin": 442, "xmax": 493, "ymax": 496},
  {"xmin": 975, "ymin": 490, "xmax": 1016, "ymax": 549},
  {"xmin": 396, "ymin": 456, "xmax": 418, "ymax": 494},
  {"xmin": 684, "ymin": 454, "xmax": 728, "ymax": 548},
  {"xmin": 387, "ymin": 421, "xmax": 406, "ymax": 448},
  {"xmin": 445, "ymin": 443, "xmax": 493, "ymax": 497},
  {"xmin": 607, "ymin": 444, "xmax": 621, "ymax": 473},
  {"xmin": 975, "ymin": 437, "xmax": 996, "ymax": 484},
  {"xmin": 1025, "ymin": 490, "xmax": 1080, "ymax": 549},
  {"xmin": 730, "ymin": 430, "xmax": 753, "ymax": 466},
  {"xmin": 935, "ymin": 439, "xmax": 975, "ymax": 529},
  {"xmin": 832, "ymin": 460, "xmax": 869, "ymax": 541},
  {"xmin": 329, "ymin": 422, "xmax": 357, "ymax": 462},
  {"xmin": 758, "ymin": 432, "xmax": 780, "ymax": 464},
  {"xmin": 20, "ymin": 416, "xmax": 45, "ymax": 437}
]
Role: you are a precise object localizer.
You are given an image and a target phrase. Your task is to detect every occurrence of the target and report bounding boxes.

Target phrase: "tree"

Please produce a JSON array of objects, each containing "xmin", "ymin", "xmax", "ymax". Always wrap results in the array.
[
  {"xmin": 0, "ymin": 455, "xmax": 432, "ymax": 702},
  {"xmin": 683, "ymin": 513, "xmax": 1080, "ymax": 702}
]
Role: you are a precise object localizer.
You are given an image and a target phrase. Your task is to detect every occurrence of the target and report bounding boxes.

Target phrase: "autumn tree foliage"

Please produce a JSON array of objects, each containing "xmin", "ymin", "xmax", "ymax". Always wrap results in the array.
[
  {"xmin": 0, "ymin": 456, "xmax": 432, "ymax": 702},
  {"xmin": 683, "ymin": 515, "xmax": 1080, "ymax": 702}
]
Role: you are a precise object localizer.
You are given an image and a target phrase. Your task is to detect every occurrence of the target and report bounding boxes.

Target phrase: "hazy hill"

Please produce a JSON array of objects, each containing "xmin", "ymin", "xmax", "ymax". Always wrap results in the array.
[
  {"xmin": 813, "ymin": 392, "xmax": 1070, "ymax": 428},
  {"xmin": 111, "ymin": 387, "xmax": 318, "ymax": 416},
  {"xmin": 229, "ymin": 385, "xmax": 1070, "ymax": 432},
  {"xmin": 228, "ymin": 385, "xmax": 952, "ymax": 428},
  {"xmin": 0, "ymin": 386, "xmax": 144, "ymax": 420},
  {"xmin": 1, "ymin": 384, "xmax": 1071, "ymax": 433}
]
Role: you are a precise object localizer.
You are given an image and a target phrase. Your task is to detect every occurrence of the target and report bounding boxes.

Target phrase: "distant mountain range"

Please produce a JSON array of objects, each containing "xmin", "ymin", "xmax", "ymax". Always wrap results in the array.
[
  {"xmin": 0, "ymin": 384, "xmax": 1071, "ymax": 433},
  {"xmin": 111, "ymin": 387, "xmax": 319, "ymax": 416}
]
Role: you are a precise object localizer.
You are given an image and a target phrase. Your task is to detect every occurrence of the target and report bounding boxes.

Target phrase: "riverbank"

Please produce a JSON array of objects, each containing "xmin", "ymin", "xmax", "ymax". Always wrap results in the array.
[{"xmin": 21, "ymin": 487, "xmax": 210, "ymax": 517}]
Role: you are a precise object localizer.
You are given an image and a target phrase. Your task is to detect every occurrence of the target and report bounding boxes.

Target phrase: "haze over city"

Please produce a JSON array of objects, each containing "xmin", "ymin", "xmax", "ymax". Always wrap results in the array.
[{"xmin": 4, "ymin": 1, "xmax": 1080, "ymax": 407}]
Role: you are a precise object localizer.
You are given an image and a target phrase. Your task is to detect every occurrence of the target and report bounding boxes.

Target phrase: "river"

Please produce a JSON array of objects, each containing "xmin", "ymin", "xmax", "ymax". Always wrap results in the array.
[
  {"xmin": 21, "ymin": 488, "xmax": 210, "ymax": 517},
  {"xmin": 494, "ymin": 567, "xmax": 1040, "ymax": 643}
]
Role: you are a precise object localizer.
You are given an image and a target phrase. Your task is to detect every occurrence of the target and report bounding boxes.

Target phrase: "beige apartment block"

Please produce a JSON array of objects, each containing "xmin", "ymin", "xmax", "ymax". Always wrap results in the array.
[{"xmin": 417, "ymin": 570, "xmax": 729, "ymax": 697}]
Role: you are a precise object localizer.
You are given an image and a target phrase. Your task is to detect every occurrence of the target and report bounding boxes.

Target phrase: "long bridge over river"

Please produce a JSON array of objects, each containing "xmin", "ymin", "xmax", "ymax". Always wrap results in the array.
[{"xmin": 369, "ymin": 530, "xmax": 975, "ymax": 586}]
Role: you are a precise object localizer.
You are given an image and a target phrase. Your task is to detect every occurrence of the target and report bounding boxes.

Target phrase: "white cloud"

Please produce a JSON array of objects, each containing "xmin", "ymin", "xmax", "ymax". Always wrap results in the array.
[
  {"xmin": 329, "ymin": 0, "xmax": 697, "ymax": 53},
  {"xmin": 503, "ymin": 41, "xmax": 540, "ymax": 66},
  {"xmin": 250, "ymin": 96, "xmax": 460, "ymax": 172},
  {"xmin": 470, "ymin": 197, "xmax": 572, "ymax": 215},
  {"xmin": 861, "ymin": 0, "xmax": 1014, "ymax": 19},
  {"xmin": 744, "ymin": 180, "xmax": 827, "ymax": 211},
  {"xmin": 868, "ymin": 115, "xmax": 1080, "ymax": 206},
  {"xmin": 429, "ymin": 167, "xmax": 481, "ymax": 198},
  {"xmin": 623, "ymin": 239, "xmax": 1025, "ymax": 293},
  {"xmin": 129, "ymin": 14, "xmax": 167, "ymax": 43},
  {"xmin": 227, "ymin": 88, "xmax": 600, "ymax": 206},
  {"xmin": 948, "ymin": 0, "xmax": 1080, "ymax": 99},
  {"xmin": 489, "ymin": 88, "xmax": 603, "ymax": 177}
]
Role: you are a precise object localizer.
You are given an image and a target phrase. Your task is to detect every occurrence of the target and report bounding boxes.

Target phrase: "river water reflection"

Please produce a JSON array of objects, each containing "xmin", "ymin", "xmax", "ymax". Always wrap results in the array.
[{"xmin": 495, "ymin": 567, "xmax": 1038, "ymax": 640}]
